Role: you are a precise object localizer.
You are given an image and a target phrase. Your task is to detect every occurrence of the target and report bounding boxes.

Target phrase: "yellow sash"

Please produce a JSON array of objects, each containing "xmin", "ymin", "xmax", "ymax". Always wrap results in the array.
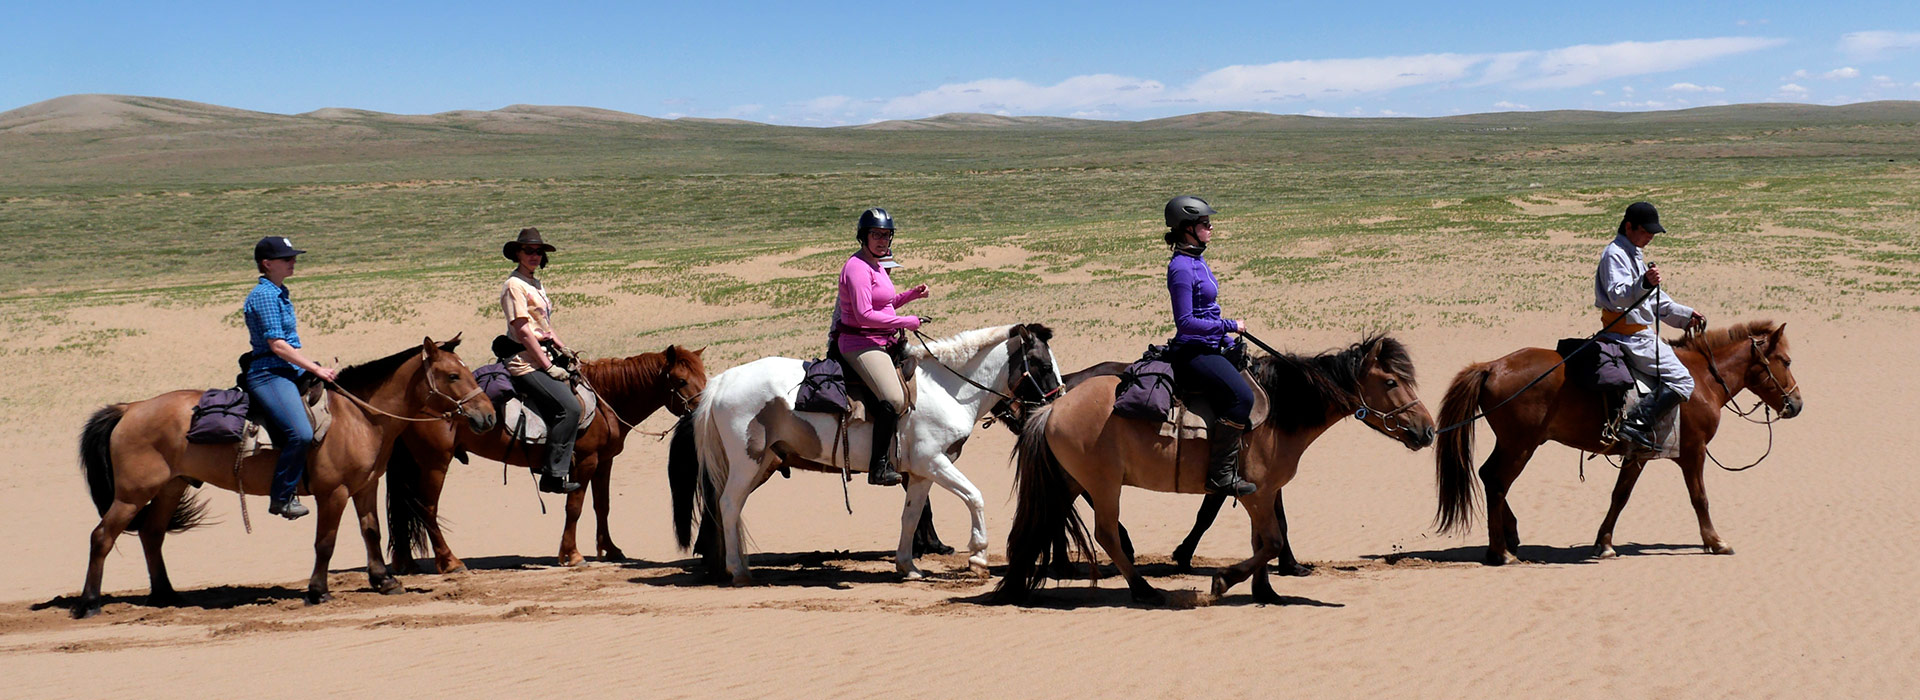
[{"xmin": 1600, "ymin": 310, "xmax": 1649, "ymax": 335}]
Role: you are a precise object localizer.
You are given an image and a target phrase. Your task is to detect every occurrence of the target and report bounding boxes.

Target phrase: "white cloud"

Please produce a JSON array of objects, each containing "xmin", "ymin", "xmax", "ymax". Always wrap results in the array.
[
  {"xmin": 1592, "ymin": 89, "xmax": 1606, "ymax": 96},
  {"xmin": 1611, "ymin": 100, "xmax": 1668, "ymax": 109},
  {"xmin": 1778, "ymin": 83, "xmax": 1809, "ymax": 95},
  {"xmin": 1622, "ymin": 85, "xmax": 1636, "ymax": 94},
  {"xmin": 1492, "ymin": 100, "xmax": 1529, "ymax": 110},
  {"xmin": 1822, "ymin": 67, "xmax": 1861, "ymax": 79},
  {"xmin": 788, "ymin": 36, "xmax": 1787, "ymax": 122},
  {"xmin": 1839, "ymin": 31, "xmax": 1920, "ymax": 61},
  {"xmin": 1668, "ymin": 82, "xmax": 1725, "ymax": 93},
  {"xmin": 1787, "ymin": 69, "xmax": 1809, "ymax": 79}
]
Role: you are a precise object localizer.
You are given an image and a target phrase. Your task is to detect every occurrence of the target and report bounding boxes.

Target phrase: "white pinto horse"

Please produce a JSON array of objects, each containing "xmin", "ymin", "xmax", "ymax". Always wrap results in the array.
[{"xmin": 668, "ymin": 323, "xmax": 1061, "ymax": 584}]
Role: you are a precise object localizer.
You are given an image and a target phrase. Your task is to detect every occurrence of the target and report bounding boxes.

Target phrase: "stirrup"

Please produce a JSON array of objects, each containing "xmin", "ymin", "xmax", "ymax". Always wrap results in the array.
[{"xmin": 867, "ymin": 460, "xmax": 903, "ymax": 486}]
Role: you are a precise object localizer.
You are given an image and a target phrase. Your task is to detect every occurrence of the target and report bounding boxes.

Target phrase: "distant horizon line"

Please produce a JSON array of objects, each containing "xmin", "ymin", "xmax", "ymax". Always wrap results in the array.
[{"xmin": 6, "ymin": 92, "xmax": 1920, "ymax": 131}]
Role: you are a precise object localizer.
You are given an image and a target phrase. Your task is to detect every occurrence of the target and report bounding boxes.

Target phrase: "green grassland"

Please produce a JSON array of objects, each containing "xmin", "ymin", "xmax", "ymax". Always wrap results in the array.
[{"xmin": 3, "ymin": 97, "xmax": 1918, "ymax": 362}]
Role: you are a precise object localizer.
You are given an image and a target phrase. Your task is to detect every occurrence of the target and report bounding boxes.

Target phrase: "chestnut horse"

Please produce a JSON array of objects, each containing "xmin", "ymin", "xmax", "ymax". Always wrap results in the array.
[
  {"xmin": 72, "ymin": 337, "xmax": 496, "ymax": 618},
  {"xmin": 385, "ymin": 345, "xmax": 706, "ymax": 571},
  {"xmin": 1433, "ymin": 320, "xmax": 1803, "ymax": 565},
  {"xmin": 994, "ymin": 335, "xmax": 1436, "ymax": 605}
]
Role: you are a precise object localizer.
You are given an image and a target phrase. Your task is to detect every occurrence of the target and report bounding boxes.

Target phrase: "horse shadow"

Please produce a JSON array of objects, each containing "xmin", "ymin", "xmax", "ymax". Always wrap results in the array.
[
  {"xmin": 624, "ymin": 549, "xmax": 917, "ymax": 590},
  {"xmin": 1363, "ymin": 542, "xmax": 1706, "ymax": 566},
  {"xmin": 33, "ymin": 584, "xmax": 307, "ymax": 614},
  {"xmin": 943, "ymin": 561, "xmax": 1344, "ymax": 610}
]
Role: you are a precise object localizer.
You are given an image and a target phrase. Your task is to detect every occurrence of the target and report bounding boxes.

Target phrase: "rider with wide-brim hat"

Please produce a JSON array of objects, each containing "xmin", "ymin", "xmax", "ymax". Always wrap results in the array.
[
  {"xmin": 501, "ymin": 227, "xmax": 583, "ymax": 494},
  {"xmin": 242, "ymin": 235, "xmax": 340, "ymax": 520},
  {"xmin": 1163, "ymin": 195, "xmax": 1257, "ymax": 496},
  {"xmin": 834, "ymin": 208, "xmax": 930, "ymax": 487},
  {"xmin": 1597, "ymin": 201, "xmax": 1705, "ymax": 449}
]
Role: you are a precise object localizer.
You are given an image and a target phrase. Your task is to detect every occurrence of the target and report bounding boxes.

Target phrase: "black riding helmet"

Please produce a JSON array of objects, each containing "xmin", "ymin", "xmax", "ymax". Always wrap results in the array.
[
  {"xmin": 856, "ymin": 207, "xmax": 896, "ymax": 242},
  {"xmin": 1164, "ymin": 195, "xmax": 1215, "ymax": 230}
]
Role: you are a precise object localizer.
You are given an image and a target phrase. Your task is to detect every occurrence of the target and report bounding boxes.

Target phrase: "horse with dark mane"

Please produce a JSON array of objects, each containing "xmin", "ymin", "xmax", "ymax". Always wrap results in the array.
[
  {"xmin": 1433, "ymin": 320, "xmax": 1803, "ymax": 564},
  {"xmin": 994, "ymin": 335, "xmax": 1435, "ymax": 605},
  {"xmin": 386, "ymin": 345, "xmax": 706, "ymax": 571},
  {"xmin": 72, "ymin": 337, "xmax": 494, "ymax": 618}
]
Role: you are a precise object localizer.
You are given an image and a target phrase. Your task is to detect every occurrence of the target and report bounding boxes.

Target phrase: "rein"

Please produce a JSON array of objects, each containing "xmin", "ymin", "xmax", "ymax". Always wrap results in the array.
[
  {"xmin": 1242, "ymin": 330, "xmax": 1425, "ymax": 437},
  {"xmin": 575, "ymin": 370, "xmax": 696, "ymax": 441},
  {"xmin": 908, "ymin": 328, "xmax": 1059, "ymax": 409},
  {"xmin": 325, "ymin": 363, "xmax": 486, "ymax": 424},
  {"xmin": 1697, "ymin": 334, "xmax": 1792, "ymax": 471}
]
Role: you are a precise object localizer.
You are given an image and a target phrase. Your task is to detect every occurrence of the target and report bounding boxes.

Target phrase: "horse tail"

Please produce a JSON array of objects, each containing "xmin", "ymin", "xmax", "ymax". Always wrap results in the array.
[
  {"xmin": 79, "ymin": 404, "xmax": 125, "ymax": 517},
  {"xmin": 385, "ymin": 439, "xmax": 433, "ymax": 560},
  {"xmin": 991, "ymin": 404, "xmax": 1091, "ymax": 604},
  {"xmin": 1435, "ymin": 363, "xmax": 1489, "ymax": 534},
  {"xmin": 668, "ymin": 412, "xmax": 700, "ymax": 550},
  {"xmin": 80, "ymin": 403, "xmax": 208, "ymax": 533}
]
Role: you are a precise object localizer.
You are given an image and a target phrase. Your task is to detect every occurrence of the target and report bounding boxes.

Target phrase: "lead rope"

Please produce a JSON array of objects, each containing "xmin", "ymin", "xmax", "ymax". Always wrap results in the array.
[{"xmin": 232, "ymin": 446, "xmax": 252, "ymax": 534}]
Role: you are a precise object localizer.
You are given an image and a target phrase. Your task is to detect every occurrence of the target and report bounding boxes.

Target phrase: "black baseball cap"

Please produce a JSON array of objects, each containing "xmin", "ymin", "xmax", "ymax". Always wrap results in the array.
[
  {"xmin": 254, "ymin": 236, "xmax": 306, "ymax": 260},
  {"xmin": 1623, "ymin": 201, "xmax": 1665, "ymax": 234}
]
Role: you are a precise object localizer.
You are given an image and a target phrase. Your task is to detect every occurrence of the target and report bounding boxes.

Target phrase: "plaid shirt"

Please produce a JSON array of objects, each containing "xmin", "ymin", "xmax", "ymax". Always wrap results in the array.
[{"xmin": 243, "ymin": 277, "xmax": 302, "ymax": 371}]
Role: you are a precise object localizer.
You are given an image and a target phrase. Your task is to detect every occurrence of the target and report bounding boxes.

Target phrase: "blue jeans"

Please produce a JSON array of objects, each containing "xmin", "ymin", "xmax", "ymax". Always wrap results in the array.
[
  {"xmin": 1171, "ymin": 344, "xmax": 1254, "ymax": 427},
  {"xmin": 245, "ymin": 365, "xmax": 313, "ymax": 502}
]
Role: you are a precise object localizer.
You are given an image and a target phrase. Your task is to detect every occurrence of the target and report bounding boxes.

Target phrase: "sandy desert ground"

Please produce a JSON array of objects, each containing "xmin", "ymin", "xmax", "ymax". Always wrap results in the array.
[{"xmin": 1, "ymin": 245, "xmax": 1915, "ymax": 698}]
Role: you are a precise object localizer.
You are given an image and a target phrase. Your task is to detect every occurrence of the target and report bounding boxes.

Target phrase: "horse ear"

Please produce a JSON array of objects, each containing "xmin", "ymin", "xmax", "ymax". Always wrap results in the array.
[
  {"xmin": 1029, "ymin": 323, "xmax": 1053, "ymax": 343},
  {"xmin": 443, "ymin": 332, "xmax": 464, "ymax": 351},
  {"xmin": 693, "ymin": 346, "xmax": 706, "ymax": 356},
  {"xmin": 420, "ymin": 336, "xmax": 437, "ymax": 363},
  {"xmin": 1767, "ymin": 323, "xmax": 1787, "ymax": 350}
]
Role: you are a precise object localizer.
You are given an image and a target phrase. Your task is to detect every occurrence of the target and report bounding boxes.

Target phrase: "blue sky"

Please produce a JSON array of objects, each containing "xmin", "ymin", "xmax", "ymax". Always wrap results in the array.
[{"xmin": 5, "ymin": 1, "xmax": 1918, "ymax": 125}]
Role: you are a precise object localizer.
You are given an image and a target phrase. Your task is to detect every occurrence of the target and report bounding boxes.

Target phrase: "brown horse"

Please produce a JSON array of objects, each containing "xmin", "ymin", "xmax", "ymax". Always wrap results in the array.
[
  {"xmin": 72, "ymin": 337, "xmax": 496, "ymax": 618},
  {"xmin": 993, "ymin": 335, "xmax": 1436, "ymax": 605},
  {"xmin": 386, "ymin": 345, "xmax": 706, "ymax": 572},
  {"xmin": 1433, "ymin": 320, "xmax": 1804, "ymax": 565}
]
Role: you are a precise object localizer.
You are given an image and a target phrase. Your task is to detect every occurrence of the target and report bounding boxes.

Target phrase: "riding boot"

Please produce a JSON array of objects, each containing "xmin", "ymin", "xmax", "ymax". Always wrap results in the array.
[
  {"xmin": 1204, "ymin": 422, "xmax": 1256, "ymax": 497},
  {"xmin": 866, "ymin": 402, "xmax": 904, "ymax": 487},
  {"xmin": 1618, "ymin": 385, "xmax": 1684, "ymax": 450},
  {"xmin": 537, "ymin": 446, "xmax": 583, "ymax": 494}
]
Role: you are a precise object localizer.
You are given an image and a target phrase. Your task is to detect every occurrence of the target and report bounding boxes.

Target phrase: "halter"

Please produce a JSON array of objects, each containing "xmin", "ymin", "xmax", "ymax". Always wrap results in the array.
[
  {"xmin": 1691, "ymin": 333, "xmax": 1795, "ymax": 471},
  {"xmin": 910, "ymin": 328, "xmax": 1061, "ymax": 410},
  {"xmin": 1354, "ymin": 394, "xmax": 1426, "ymax": 437}
]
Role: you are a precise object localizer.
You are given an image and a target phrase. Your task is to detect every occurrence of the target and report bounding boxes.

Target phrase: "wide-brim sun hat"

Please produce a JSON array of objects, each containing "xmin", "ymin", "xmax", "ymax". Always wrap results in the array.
[{"xmin": 502, "ymin": 227, "xmax": 557, "ymax": 260}]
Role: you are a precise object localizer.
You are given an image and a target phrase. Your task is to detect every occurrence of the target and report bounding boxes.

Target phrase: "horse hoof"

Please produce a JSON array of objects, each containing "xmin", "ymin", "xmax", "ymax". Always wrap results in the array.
[
  {"xmin": 1708, "ymin": 542, "xmax": 1735, "ymax": 555},
  {"xmin": 304, "ymin": 591, "xmax": 333, "ymax": 606},
  {"xmin": 1209, "ymin": 575, "xmax": 1230, "ymax": 597},
  {"xmin": 1253, "ymin": 588, "xmax": 1283, "ymax": 605},
  {"xmin": 599, "ymin": 547, "xmax": 627, "ymax": 561},
  {"xmin": 559, "ymin": 554, "xmax": 586, "ymax": 568},
  {"xmin": 901, "ymin": 569, "xmax": 926, "ymax": 581},
  {"xmin": 71, "ymin": 603, "xmax": 101, "ymax": 620},
  {"xmin": 1485, "ymin": 551, "xmax": 1519, "ymax": 566},
  {"xmin": 440, "ymin": 562, "xmax": 468, "ymax": 575},
  {"xmin": 377, "ymin": 578, "xmax": 405, "ymax": 595},
  {"xmin": 968, "ymin": 554, "xmax": 990, "ymax": 575},
  {"xmin": 727, "ymin": 574, "xmax": 755, "ymax": 587},
  {"xmin": 1280, "ymin": 562, "xmax": 1313, "ymax": 577},
  {"xmin": 1131, "ymin": 587, "xmax": 1167, "ymax": 606}
]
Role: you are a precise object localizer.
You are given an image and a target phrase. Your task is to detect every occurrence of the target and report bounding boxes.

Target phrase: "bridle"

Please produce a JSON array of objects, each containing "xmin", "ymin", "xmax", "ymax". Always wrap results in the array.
[
  {"xmin": 908, "ymin": 329, "xmax": 1062, "ymax": 428},
  {"xmin": 1354, "ymin": 392, "xmax": 1426, "ymax": 438},
  {"xmin": 1703, "ymin": 335, "xmax": 1796, "ymax": 424},
  {"xmin": 329, "ymin": 355, "xmax": 487, "ymax": 424}
]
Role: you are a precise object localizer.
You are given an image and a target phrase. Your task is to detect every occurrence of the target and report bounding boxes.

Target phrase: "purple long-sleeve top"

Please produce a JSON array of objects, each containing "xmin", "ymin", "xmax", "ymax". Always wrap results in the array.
[
  {"xmin": 1168, "ymin": 250, "xmax": 1236, "ymax": 348},
  {"xmin": 836, "ymin": 253, "xmax": 924, "ymax": 354}
]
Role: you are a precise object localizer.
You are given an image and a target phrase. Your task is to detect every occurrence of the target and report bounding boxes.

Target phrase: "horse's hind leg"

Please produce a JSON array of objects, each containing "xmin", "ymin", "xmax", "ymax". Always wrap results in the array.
[
  {"xmin": 75, "ymin": 499, "xmax": 145, "ymax": 618},
  {"xmin": 137, "ymin": 479, "xmax": 190, "ymax": 607},
  {"xmin": 910, "ymin": 488, "xmax": 953, "ymax": 556},
  {"xmin": 351, "ymin": 486, "xmax": 402, "ymax": 595},
  {"xmin": 1679, "ymin": 451, "xmax": 1733, "ymax": 555},
  {"xmin": 1087, "ymin": 488, "xmax": 1161, "ymax": 605},
  {"xmin": 591, "ymin": 454, "xmax": 625, "ymax": 560},
  {"xmin": 1172, "ymin": 493, "xmax": 1227, "ymax": 573},
  {"xmin": 306, "ymin": 487, "xmax": 351, "ymax": 605},
  {"xmin": 1593, "ymin": 457, "xmax": 1648, "ymax": 559},
  {"xmin": 1478, "ymin": 442, "xmax": 1536, "ymax": 565}
]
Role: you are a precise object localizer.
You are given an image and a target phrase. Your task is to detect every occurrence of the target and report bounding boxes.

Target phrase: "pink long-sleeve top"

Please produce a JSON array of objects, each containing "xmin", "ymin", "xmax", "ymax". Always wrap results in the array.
[{"xmin": 836, "ymin": 253, "xmax": 924, "ymax": 354}]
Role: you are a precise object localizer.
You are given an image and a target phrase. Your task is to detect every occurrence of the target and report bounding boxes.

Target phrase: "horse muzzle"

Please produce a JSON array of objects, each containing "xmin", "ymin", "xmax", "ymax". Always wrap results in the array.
[
  {"xmin": 467, "ymin": 408, "xmax": 498, "ymax": 434},
  {"xmin": 1781, "ymin": 395, "xmax": 1804, "ymax": 419}
]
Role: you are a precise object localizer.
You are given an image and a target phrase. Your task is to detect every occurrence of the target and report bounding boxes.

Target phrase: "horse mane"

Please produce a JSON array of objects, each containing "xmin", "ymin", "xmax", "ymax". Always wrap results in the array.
[
  {"xmin": 906, "ymin": 325, "xmax": 1018, "ymax": 365},
  {"xmin": 579, "ymin": 351, "xmax": 670, "ymax": 397},
  {"xmin": 1675, "ymin": 319, "xmax": 1776, "ymax": 354},
  {"xmin": 333, "ymin": 338, "xmax": 462, "ymax": 395},
  {"xmin": 1248, "ymin": 334, "xmax": 1416, "ymax": 433}
]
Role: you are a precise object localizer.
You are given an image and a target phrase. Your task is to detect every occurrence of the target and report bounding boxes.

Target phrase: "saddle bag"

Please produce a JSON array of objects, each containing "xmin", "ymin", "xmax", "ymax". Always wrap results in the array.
[
  {"xmin": 1555, "ymin": 337, "xmax": 1634, "ymax": 393},
  {"xmin": 472, "ymin": 362, "xmax": 518, "ymax": 413},
  {"xmin": 1113, "ymin": 357, "xmax": 1177, "ymax": 422},
  {"xmin": 795, "ymin": 358, "xmax": 852, "ymax": 414},
  {"xmin": 186, "ymin": 388, "xmax": 251, "ymax": 444}
]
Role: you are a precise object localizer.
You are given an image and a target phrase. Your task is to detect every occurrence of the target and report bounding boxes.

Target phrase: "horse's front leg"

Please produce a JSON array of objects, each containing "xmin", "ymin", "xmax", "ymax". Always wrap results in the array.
[
  {"xmin": 307, "ymin": 486, "xmax": 352, "ymax": 605},
  {"xmin": 921, "ymin": 453, "xmax": 990, "ymax": 574},
  {"xmin": 895, "ymin": 477, "xmax": 936, "ymax": 580},
  {"xmin": 1678, "ymin": 450, "xmax": 1733, "ymax": 555},
  {"xmin": 557, "ymin": 453, "xmax": 595, "ymax": 567},
  {"xmin": 351, "ymin": 485, "xmax": 402, "ymax": 595},
  {"xmin": 592, "ymin": 453, "xmax": 624, "ymax": 560}
]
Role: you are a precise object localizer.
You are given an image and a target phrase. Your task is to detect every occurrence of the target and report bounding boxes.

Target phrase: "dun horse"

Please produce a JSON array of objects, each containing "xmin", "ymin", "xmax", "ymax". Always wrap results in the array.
[
  {"xmin": 72, "ymin": 337, "xmax": 495, "ymax": 618},
  {"xmin": 386, "ymin": 346, "xmax": 707, "ymax": 572},
  {"xmin": 994, "ymin": 335, "xmax": 1435, "ymax": 605},
  {"xmin": 1433, "ymin": 320, "xmax": 1803, "ymax": 564}
]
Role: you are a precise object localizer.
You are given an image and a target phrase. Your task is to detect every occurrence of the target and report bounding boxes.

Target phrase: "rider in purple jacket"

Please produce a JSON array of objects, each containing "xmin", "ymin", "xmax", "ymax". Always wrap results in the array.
[{"xmin": 1164, "ymin": 195, "xmax": 1257, "ymax": 496}]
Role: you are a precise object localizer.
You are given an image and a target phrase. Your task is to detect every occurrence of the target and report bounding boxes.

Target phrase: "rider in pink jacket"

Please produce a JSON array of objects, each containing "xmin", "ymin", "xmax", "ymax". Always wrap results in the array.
[{"xmin": 834, "ymin": 208, "xmax": 929, "ymax": 486}]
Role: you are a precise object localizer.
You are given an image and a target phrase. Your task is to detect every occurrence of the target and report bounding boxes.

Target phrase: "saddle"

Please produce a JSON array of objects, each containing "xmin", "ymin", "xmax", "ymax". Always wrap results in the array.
[
  {"xmin": 499, "ymin": 382, "xmax": 599, "ymax": 444},
  {"xmin": 238, "ymin": 379, "xmax": 334, "ymax": 461},
  {"xmin": 1112, "ymin": 343, "xmax": 1268, "ymax": 440},
  {"xmin": 1555, "ymin": 337, "xmax": 1679, "ymax": 458},
  {"xmin": 795, "ymin": 341, "xmax": 918, "ymax": 420}
]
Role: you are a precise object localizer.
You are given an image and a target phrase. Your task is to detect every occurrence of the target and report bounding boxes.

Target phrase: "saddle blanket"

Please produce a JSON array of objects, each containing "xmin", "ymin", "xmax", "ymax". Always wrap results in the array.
[
  {"xmin": 239, "ymin": 384, "xmax": 334, "ymax": 460},
  {"xmin": 1156, "ymin": 370, "xmax": 1270, "ymax": 441}
]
